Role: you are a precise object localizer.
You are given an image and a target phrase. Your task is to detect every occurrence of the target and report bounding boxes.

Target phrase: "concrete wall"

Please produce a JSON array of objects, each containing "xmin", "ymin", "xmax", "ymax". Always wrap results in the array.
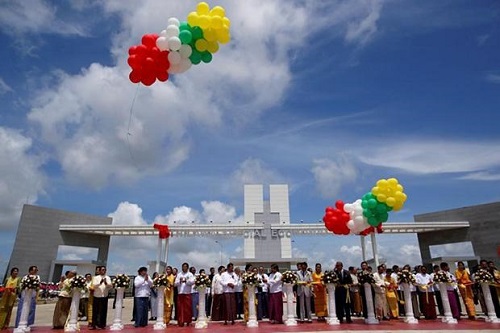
[
  {"xmin": 415, "ymin": 201, "xmax": 500, "ymax": 266},
  {"xmin": 8, "ymin": 204, "xmax": 112, "ymax": 282}
]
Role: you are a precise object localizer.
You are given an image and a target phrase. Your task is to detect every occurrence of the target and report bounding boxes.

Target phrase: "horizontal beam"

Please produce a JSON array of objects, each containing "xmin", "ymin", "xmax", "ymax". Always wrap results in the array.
[{"xmin": 59, "ymin": 221, "xmax": 469, "ymax": 237}]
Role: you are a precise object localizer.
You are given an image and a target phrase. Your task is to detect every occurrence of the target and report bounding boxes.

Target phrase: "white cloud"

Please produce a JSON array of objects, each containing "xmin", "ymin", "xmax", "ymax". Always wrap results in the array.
[
  {"xmin": 345, "ymin": 0, "xmax": 383, "ymax": 46},
  {"xmin": 358, "ymin": 139, "xmax": 500, "ymax": 175},
  {"xmin": 229, "ymin": 158, "xmax": 287, "ymax": 194},
  {"xmin": 107, "ymin": 201, "xmax": 243, "ymax": 274},
  {"xmin": 485, "ymin": 73, "xmax": 500, "ymax": 84},
  {"xmin": 0, "ymin": 127, "xmax": 45, "ymax": 230},
  {"xmin": 0, "ymin": 78, "xmax": 13, "ymax": 94},
  {"xmin": 0, "ymin": 0, "xmax": 87, "ymax": 37},
  {"xmin": 311, "ymin": 155, "xmax": 358, "ymax": 198},
  {"xmin": 458, "ymin": 171, "xmax": 500, "ymax": 181},
  {"xmin": 25, "ymin": 1, "xmax": 386, "ymax": 190}
]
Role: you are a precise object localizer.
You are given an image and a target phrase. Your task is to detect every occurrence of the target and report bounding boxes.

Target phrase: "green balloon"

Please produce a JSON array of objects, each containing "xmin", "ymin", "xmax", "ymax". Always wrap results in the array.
[
  {"xmin": 180, "ymin": 22, "xmax": 190, "ymax": 31},
  {"xmin": 190, "ymin": 50, "xmax": 202, "ymax": 64},
  {"xmin": 363, "ymin": 209, "xmax": 371, "ymax": 218},
  {"xmin": 179, "ymin": 30, "xmax": 193, "ymax": 44},
  {"xmin": 379, "ymin": 212, "xmax": 389, "ymax": 222},
  {"xmin": 376, "ymin": 203, "xmax": 387, "ymax": 213},
  {"xmin": 367, "ymin": 198, "xmax": 377, "ymax": 209},
  {"xmin": 368, "ymin": 216, "xmax": 378, "ymax": 227},
  {"xmin": 191, "ymin": 26, "xmax": 203, "ymax": 40},
  {"xmin": 201, "ymin": 51, "xmax": 212, "ymax": 63}
]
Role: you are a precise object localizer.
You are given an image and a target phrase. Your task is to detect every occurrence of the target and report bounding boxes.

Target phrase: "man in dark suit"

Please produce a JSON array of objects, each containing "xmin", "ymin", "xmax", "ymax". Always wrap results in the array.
[{"xmin": 334, "ymin": 261, "xmax": 353, "ymax": 323}]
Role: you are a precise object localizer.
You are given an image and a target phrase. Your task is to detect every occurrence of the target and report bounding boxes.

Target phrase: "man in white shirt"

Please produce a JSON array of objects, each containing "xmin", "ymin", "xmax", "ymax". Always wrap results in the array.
[
  {"xmin": 220, "ymin": 263, "xmax": 237, "ymax": 325},
  {"xmin": 15, "ymin": 265, "xmax": 40, "ymax": 328},
  {"xmin": 91, "ymin": 266, "xmax": 112, "ymax": 329},
  {"xmin": 266, "ymin": 264, "xmax": 283, "ymax": 324},
  {"xmin": 233, "ymin": 267, "xmax": 243, "ymax": 319},
  {"xmin": 210, "ymin": 265, "xmax": 225, "ymax": 321},
  {"xmin": 174, "ymin": 262, "xmax": 195, "ymax": 327},
  {"xmin": 133, "ymin": 267, "xmax": 152, "ymax": 327},
  {"xmin": 190, "ymin": 266, "xmax": 199, "ymax": 321},
  {"xmin": 373, "ymin": 264, "xmax": 389, "ymax": 321},
  {"xmin": 257, "ymin": 266, "xmax": 269, "ymax": 320},
  {"xmin": 415, "ymin": 266, "xmax": 437, "ymax": 319}
]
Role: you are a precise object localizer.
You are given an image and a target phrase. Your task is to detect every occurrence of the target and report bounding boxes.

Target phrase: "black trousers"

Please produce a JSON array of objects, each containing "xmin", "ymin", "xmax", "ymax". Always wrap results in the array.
[
  {"xmin": 335, "ymin": 287, "xmax": 351, "ymax": 322},
  {"xmin": 92, "ymin": 296, "xmax": 108, "ymax": 328}
]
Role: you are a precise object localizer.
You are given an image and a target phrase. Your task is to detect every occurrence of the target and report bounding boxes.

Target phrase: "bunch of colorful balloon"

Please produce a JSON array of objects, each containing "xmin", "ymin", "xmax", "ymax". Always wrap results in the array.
[
  {"xmin": 127, "ymin": 2, "xmax": 231, "ymax": 86},
  {"xmin": 323, "ymin": 178, "xmax": 407, "ymax": 236}
]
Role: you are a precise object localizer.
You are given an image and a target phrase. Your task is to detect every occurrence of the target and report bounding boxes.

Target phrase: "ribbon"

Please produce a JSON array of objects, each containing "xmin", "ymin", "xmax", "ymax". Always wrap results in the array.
[{"xmin": 153, "ymin": 223, "xmax": 171, "ymax": 239}]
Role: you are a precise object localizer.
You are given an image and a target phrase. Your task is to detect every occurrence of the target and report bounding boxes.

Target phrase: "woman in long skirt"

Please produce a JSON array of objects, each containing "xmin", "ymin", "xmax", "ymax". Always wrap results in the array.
[
  {"xmin": 163, "ymin": 267, "xmax": 175, "ymax": 324},
  {"xmin": 385, "ymin": 273, "xmax": 399, "ymax": 319},
  {"xmin": 52, "ymin": 271, "xmax": 76, "ymax": 329},
  {"xmin": 455, "ymin": 262, "xmax": 475, "ymax": 319},
  {"xmin": 0, "ymin": 268, "xmax": 20, "ymax": 329},
  {"xmin": 311, "ymin": 264, "xmax": 327, "ymax": 320}
]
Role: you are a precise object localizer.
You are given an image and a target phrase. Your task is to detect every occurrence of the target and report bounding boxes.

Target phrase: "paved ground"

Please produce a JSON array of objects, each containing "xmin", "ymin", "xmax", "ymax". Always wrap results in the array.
[{"xmin": 7, "ymin": 297, "xmax": 500, "ymax": 332}]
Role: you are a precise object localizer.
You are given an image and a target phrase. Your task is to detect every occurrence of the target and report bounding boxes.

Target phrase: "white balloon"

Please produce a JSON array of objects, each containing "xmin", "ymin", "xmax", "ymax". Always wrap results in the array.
[
  {"xmin": 160, "ymin": 29, "xmax": 167, "ymax": 37},
  {"xmin": 179, "ymin": 44, "xmax": 192, "ymax": 58},
  {"xmin": 166, "ymin": 25, "xmax": 180, "ymax": 38},
  {"xmin": 156, "ymin": 36, "xmax": 169, "ymax": 51},
  {"xmin": 168, "ymin": 51, "xmax": 181, "ymax": 65},
  {"xmin": 168, "ymin": 36, "xmax": 181, "ymax": 51},
  {"xmin": 343, "ymin": 204, "xmax": 353, "ymax": 213},
  {"xmin": 168, "ymin": 17, "xmax": 180, "ymax": 27},
  {"xmin": 178, "ymin": 59, "xmax": 192, "ymax": 73}
]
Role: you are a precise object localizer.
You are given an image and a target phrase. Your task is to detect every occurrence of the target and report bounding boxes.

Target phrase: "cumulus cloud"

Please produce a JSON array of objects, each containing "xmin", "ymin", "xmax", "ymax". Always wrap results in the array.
[
  {"xmin": 106, "ymin": 200, "xmax": 243, "ymax": 274},
  {"xmin": 229, "ymin": 158, "xmax": 287, "ymax": 194},
  {"xmin": 25, "ymin": 1, "xmax": 386, "ymax": 190},
  {"xmin": 0, "ymin": 127, "xmax": 45, "ymax": 230},
  {"xmin": 311, "ymin": 155, "xmax": 358, "ymax": 198},
  {"xmin": 0, "ymin": 0, "xmax": 88, "ymax": 37}
]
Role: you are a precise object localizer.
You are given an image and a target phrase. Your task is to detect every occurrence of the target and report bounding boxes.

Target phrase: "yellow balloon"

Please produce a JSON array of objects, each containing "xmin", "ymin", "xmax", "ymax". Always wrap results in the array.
[
  {"xmin": 386, "ymin": 197, "xmax": 396, "ymax": 207},
  {"xmin": 198, "ymin": 15, "xmax": 211, "ymax": 29},
  {"xmin": 195, "ymin": 39, "xmax": 208, "ymax": 52},
  {"xmin": 207, "ymin": 41, "xmax": 219, "ymax": 53},
  {"xmin": 388, "ymin": 178, "xmax": 398, "ymax": 186},
  {"xmin": 211, "ymin": 16, "xmax": 223, "ymax": 29},
  {"xmin": 377, "ymin": 179, "xmax": 388, "ymax": 188},
  {"xmin": 217, "ymin": 29, "xmax": 230, "ymax": 44},
  {"xmin": 376, "ymin": 194, "xmax": 387, "ymax": 203},
  {"xmin": 371, "ymin": 186, "xmax": 380, "ymax": 195},
  {"xmin": 187, "ymin": 12, "xmax": 199, "ymax": 27},
  {"xmin": 203, "ymin": 28, "xmax": 217, "ymax": 42},
  {"xmin": 222, "ymin": 17, "xmax": 231, "ymax": 28},
  {"xmin": 197, "ymin": 2, "xmax": 210, "ymax": 15},
  {"xmin": 396, "ymin": 184, "xmax": 404, "ymax": 192},
  {"xmin": 392, "ymin": 202, "xmax": 403, "ymax": 211},
  {"xmin": 210, "ymin": 6, "xmax": 226, "ymax": 17}
]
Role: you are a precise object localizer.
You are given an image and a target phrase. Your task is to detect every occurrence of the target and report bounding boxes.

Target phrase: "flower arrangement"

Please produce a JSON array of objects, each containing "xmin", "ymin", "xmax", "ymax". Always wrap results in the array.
[
  {"xmin": 20, "ymin": 275, "xmax": 40, "ymax": 290},
  {"xmin": 433, "ymin": 271, "xmax": 452, "ymax": 283},
  {"xmin": 70, "ymin": 275, "xmax": 88, "ymax": 291},
  {"xmin": 357, "ymin": 270, "xmax": 375, "ymax": 284},
  {"xmin": 153, "ymin": 274, "xmax": 170, "ymax": 288},
  {"xmin": 281, "ymin": 271, "xmax": 298, "ymax": 284},
  {"xmin": 322, "ymin": 270, "xmax": 339, "ymax": 284},
  {"xmin": 397, "ymin": 269, "xmax": 416, "ymax": 284},
  {"xmin": 194, "ymin": 273, "xmax": 211, "ymax": 289},
  {"xmin": 473, "ymin": 269, "xmax": 494, "ymax": 284},
  {"xmin": 112, "ymin": 274, "xmax": 131, "ymax": 288},
  {"xmin": 241, "ymin": 272, "xmax": 260, "ymax": 286}
]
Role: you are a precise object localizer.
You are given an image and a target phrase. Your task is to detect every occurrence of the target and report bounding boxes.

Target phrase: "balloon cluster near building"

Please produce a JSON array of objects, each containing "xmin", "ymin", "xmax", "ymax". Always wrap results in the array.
[
  {"xmin": 323, "ymin": 178, "xmax": 408, "ymax": 236},
  {"xmin": 127, "ymin": 2, "xmax": 230, "ymax": 86}
]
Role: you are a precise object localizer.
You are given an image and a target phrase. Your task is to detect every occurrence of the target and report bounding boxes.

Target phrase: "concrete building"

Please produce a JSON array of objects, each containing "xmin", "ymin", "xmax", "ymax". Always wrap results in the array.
[
  {"xmin": 231, "ymin": 184, "xmax": 306, "ymax": 269},
  {"xmin": 7, "ymin": 204, "xmax": 111, "ymax": 282},
  {"xmin": 415, "ymin": 201, "xmax": 500, "ymax": 267}
]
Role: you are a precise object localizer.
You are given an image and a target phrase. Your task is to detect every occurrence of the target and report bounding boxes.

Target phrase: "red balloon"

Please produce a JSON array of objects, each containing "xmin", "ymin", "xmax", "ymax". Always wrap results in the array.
[
  {"xmin": 156, "ymin": 71, "xmax": 169, "ymax": 82},
  {"xmin": 136, "ymin": 44, "xmax": 148, "ymax": 58},
  {"xmin": 141, "ymin": 71, "xmax": 156, "ymax": 86},
  {"xmin": 142, "ymin": 34, "xmax": 158, "ymax": 48},
  {"xmin": 127, "ymin": 55, "xmax": 142, "ymax": 70},
  {"xmin": 325, "ymin": 206, "xmax": 334, "ymax": 214},
  {"xmin": 128, "ymin": 46, "xmax": 138, "ymax": 55},
  {"xmin": 129, "ymin": 70, "xmax": 142, "ymax": 84},
  {"xmin": 335, "ymin": 200, "xmax": 344, "ymax": 210}
]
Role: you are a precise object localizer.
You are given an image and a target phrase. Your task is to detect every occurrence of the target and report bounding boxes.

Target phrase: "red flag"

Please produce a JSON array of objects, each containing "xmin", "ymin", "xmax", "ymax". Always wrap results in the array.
[{"xmin": 153, "ymin": 223, "xmax": 170, "ymax": 239}]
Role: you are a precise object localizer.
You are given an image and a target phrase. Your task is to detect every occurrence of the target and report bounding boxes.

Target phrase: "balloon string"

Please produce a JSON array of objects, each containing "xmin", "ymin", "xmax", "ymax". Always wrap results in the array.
[{"xmin": 126, "ymin": 84, "xmax": 140, "ymax": 165}]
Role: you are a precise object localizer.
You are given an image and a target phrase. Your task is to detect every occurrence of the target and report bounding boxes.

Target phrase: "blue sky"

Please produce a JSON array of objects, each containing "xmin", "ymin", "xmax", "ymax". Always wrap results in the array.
[{"xmin": 1, "ymin": 0, "xmax": 500, "ymax": 280}]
